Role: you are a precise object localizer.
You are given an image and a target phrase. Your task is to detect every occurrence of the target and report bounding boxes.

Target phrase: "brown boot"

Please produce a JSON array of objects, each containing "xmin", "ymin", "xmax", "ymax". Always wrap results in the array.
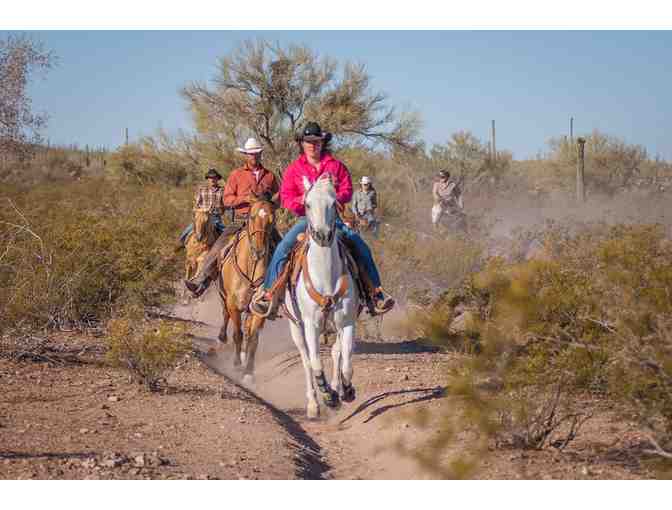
[{"xmin": 184, "ymin": 275, "xmax": 211, "ymax": 298}]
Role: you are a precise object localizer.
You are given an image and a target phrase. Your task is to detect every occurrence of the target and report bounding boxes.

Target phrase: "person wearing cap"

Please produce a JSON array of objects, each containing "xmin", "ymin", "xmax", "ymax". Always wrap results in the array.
[
  {"xmin": 177, "ymin": 168, "xmax": 227, "ymax": 247},
  {"xmin": 185, "ymin": 138, "xmax": 281, "ymax": 297},
  {"xmin": 431, "ymin": 169, "xmax": 464, "ymax": 227},
  {"xmin": 250, "ymin": 121, "xmax": 394, "ymax": 317},
  {"xmin": 352, "ymin": 175, "xmax": 379, "ymax": 237}
]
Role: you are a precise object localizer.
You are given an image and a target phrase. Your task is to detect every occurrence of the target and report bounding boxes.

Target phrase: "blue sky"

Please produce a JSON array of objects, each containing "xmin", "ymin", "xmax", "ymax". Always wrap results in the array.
[{"xmin": 8, "ymin": 30, "xmax": 672, "ymax": 159}]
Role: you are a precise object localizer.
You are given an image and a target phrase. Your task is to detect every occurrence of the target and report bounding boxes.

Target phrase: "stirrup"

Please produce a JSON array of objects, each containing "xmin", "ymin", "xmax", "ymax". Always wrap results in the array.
[
  {"xmin": 372, "ymin": 292, "xmax": 395, "ymax": 315},
  {"xmin": 250, "ymin": 288, "xmax": 274, "ymax": 318}
]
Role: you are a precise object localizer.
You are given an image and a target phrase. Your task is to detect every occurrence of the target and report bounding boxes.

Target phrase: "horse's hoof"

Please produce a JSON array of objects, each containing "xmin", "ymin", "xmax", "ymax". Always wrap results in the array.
[
  {"xmin": 323, "ymin": 390, "xmax": 341, "ymax": 409},
  {"xmin": 342, "ymin": 384, "xmax": 356, "ymax": 403},
  {"xmin": 218, "ymin": 333, "xmax": 227, "ymax": 344}
]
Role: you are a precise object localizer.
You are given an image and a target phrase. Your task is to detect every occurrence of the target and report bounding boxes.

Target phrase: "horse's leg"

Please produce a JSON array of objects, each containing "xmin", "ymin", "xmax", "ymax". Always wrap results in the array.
[
  {"xmin": 229, "ymin": 303, "xmax": 243, "ymax": 369},
  {"xmin": 242, "ymin": 314, "xmax": 264, "ymax": 387},
  {"xmin": 218, "ymin": 289, "xmax": 230, "ymax": 346},
  {"xmin": 338, "ymin": 321, "xmax": 357, "ymax": 403},
  {"xmin": 330, "ymin": 331, "xmax": 343, "ymax": 398},
  {"xmin": 288, "ymin": 317, "xmax": 320, "ymax": 419},
  {"xmin": 305, "ymin": 319, "xmax": 339, "ymax": 409}
]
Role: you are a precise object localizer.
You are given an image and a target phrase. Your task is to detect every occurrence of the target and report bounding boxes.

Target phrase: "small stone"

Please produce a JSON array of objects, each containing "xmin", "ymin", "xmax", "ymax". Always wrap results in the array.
[
  {"xmin": 107, "ymin": 396, "xmax": 120, "ymax": 402},
  {"xmin": 79, "ymin": 428, "xmax": 89, "ymax": 434},
  {"xmin": 81, "ymin": 458, "xmax": 97, "ymax": 469},
  {"xmin": 133, "ymin": 455, "xmax": 146, "ymax": 467},
  {"xmin": 134, "ymin": 433, "xmax": 143, "ymax": 438},
  {"xmin": 101, "ymin": 404, "xmax": 109, "ymax": 410},
  {"xmin": 581, "ymin": 466, "xmax": 591, "ymax": 476}
]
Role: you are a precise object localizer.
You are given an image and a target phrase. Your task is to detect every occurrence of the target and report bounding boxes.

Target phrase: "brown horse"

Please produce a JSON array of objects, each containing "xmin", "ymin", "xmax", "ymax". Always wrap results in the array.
[
  {"xmin": 215, "ymin": 194, "xmax": 276, "ymax": 385},
  {"xmin": 185, "ymin": 209, "xmax": 219, "ymax": 282}
]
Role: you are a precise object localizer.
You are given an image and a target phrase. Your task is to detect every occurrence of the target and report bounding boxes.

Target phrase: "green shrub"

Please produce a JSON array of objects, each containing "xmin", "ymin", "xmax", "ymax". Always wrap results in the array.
[
  {"xmin": 410, "ymin": 223, "xmax": 672, "ymax": 475},
  {"xmin": 0, "ymin": 179, "xmax": 191, "ymax": 334},
  {"xmin": 106, "ymin": 309, "xmax": 191, "ymax": 391}
]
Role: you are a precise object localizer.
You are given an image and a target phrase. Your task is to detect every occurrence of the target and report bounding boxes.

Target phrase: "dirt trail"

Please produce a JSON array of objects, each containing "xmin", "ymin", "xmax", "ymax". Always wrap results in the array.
[
  {"xmin": 172, "ymin": 292, "xmax": 452, "ymax": 479},
  {"xmin": 170, "ymin": 283, "xmax": 654, "ymax": 480}
]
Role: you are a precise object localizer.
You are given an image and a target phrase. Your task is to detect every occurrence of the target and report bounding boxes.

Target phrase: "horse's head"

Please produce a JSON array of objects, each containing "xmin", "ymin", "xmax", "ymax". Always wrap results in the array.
[
  {"xmin": 247, "ymin": 191, "xmax": 275, "ymax": 260},
  {"xmin": 193, "ymin": 209, "xmax": 210, "ymax": 242},
  {"xmin": 303, "ymin": 175, "xmax": 337, "ymax": 247}
]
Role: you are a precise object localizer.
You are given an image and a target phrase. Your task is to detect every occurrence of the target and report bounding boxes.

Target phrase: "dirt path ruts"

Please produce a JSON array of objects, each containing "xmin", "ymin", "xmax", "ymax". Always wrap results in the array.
[{"xmin": 173, "ymin": 292, "xmax": 453, "ymax": 480}]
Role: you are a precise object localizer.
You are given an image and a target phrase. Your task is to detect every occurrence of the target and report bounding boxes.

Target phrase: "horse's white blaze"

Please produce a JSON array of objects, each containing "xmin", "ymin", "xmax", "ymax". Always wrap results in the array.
[{"xmin": 287, "ymin": 177, "xmax": 359, "ymax": 416}]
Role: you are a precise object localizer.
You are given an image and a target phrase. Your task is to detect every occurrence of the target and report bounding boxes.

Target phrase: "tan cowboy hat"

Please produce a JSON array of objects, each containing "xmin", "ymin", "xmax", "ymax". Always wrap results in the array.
[{"xmin": 237, "ymin": 137, "xmax": 264, "ymax": 154}]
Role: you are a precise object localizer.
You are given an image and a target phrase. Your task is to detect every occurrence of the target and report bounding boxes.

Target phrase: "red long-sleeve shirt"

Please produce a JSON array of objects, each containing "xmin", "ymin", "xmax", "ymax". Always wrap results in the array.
[{"xmin": 223, "ymin": 163, "xmax": 279, "ymax": 217}]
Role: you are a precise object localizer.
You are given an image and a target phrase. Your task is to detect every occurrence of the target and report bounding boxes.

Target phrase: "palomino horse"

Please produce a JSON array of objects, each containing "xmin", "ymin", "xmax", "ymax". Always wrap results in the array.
[
  {"xmin": 185, "ymin": 209, "xmax": 219, "ymax": 281},
  {"xmin": 216, "ymin": 193, "xmax": 275, "ymax": 385},
  {"xmin": 285, "ymin": 176, "xmax": 359, "ymax": 419}
]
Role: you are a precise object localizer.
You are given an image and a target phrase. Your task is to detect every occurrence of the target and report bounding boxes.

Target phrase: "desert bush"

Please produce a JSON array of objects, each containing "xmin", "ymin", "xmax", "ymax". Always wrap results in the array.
[
  {"xmin": 106, "ymin": 308, "xmax": 191, "ymax": 391},
  {"xmin": 430, "ymin": 131, "xmax": 511, "ymax": 192},
  {"xmin": 410, "ymin": 222, "xmax": 672, "ymax": 476},
  {"xmin": 372, "ymin": 228, "xmax": 483, "ymax": 303},
  {"xmin": 548, "ymin": 130, "xmax": 648, "ymax": 193},
  {"xmin": 0, "ymin": 179, "xmax": 191, "ymax": 334}
]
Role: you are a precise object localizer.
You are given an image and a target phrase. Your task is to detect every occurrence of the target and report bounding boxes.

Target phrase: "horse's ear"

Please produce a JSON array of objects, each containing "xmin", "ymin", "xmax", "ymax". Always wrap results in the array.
[{"xmin": 302, "ymin": 176, "xmax": 311, "ymax": 192}]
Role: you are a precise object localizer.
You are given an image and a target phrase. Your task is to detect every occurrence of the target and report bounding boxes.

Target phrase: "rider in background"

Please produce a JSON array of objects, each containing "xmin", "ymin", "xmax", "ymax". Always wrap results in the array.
[
  {"xmin": 185, "ymin": 138, "xmax": 280, "ymax": 297},
  {"xmin": 177, "ymin": 168, "xmax": 227, "ymax": 248},
  {"xmin": 431, "ymin": 169, "xmax": 464, "ymax": 228},
  {"xmin": 352, "ymin": 175, "xmax": 379, "ymax": 237},
  {"xmin": 250, "ymin": 122, "xmax": 394, "ymax": 318}
]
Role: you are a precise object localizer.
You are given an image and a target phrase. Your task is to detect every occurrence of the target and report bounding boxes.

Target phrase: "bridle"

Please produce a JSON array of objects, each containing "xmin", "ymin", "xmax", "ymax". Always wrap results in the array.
[
  {"xmin": 227, "ymin": 199, "xmax": 275, "ymax": 290},
  {"xmin": 304, "ymin": 181, "xmax": 337, "ymax": 248},
  {"xmin": 246, "ymin": 202, "xmax": 274, "ymax": 261}
]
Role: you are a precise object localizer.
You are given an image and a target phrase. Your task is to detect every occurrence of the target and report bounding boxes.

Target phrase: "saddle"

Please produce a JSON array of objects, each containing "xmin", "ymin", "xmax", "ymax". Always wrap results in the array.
[{"xmin": 274, "ymin": 230, "xmax": 372, "ymax": 322}]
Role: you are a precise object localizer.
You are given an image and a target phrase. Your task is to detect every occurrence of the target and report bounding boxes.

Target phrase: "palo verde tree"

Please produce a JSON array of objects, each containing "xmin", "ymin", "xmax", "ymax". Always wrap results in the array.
[
  {"xmin": 181, "ymin": 39, "xmax": 421, "ymax": 171},
  {"xmin": 0, "ymin": 34, "xmax": 56, "ymax": 159}
]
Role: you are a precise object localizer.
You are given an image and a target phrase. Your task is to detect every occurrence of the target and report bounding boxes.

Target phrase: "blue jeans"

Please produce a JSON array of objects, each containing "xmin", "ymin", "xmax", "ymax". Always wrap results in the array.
[
  {"xmin": 263, "ymin": 218, "xmax": 382, "ymax": 290},
  {"xmin": 179, "ymin": 214, "xmax": 226, "ymax": 244}
]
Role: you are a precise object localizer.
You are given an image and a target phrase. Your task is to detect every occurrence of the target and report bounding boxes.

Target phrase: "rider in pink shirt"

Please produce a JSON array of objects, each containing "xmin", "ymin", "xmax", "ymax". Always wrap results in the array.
[
  {"xmin": 280, "ymin": 152, "xmax": 353, "ymax": 216},
  {"xmin": 250, "ymin": 122, "xmax": 394, "ymax": 318}
]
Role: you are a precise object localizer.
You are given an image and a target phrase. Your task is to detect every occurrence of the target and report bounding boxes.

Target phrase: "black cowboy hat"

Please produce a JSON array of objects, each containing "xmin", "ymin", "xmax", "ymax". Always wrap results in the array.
[
  {"xmin": 204, "ymin": 168, "xmax": 223, "ymax": 180},
  {"xmin": 438, "ymin": 169, "xmax": 450, "ymax": 178},
  {"xmin": 296, "ymin": 121, "xmax": 332, "ymax": 144}
]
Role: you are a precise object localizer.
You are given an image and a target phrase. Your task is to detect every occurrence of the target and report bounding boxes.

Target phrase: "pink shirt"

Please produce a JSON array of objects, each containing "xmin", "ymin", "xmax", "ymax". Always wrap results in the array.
[{"xmin": 280, "ymin": 152, "xmax": 353, "ymax": 217}]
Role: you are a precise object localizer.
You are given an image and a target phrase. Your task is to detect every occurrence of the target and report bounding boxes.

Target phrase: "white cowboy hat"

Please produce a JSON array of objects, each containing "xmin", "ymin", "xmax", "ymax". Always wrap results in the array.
[
  {"xmin": 237, "ymin": 137, "xmax": 264, "ymax": 154},
  {"xmin": 360, "ymin": 176, "xmax": 371, "ymax": 185}
]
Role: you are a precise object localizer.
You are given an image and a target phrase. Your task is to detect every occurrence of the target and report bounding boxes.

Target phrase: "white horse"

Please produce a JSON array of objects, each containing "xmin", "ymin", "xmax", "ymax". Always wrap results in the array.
[{"xmin": 285, "ymin": 176, "xmax": 359, "ymax": 419}]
